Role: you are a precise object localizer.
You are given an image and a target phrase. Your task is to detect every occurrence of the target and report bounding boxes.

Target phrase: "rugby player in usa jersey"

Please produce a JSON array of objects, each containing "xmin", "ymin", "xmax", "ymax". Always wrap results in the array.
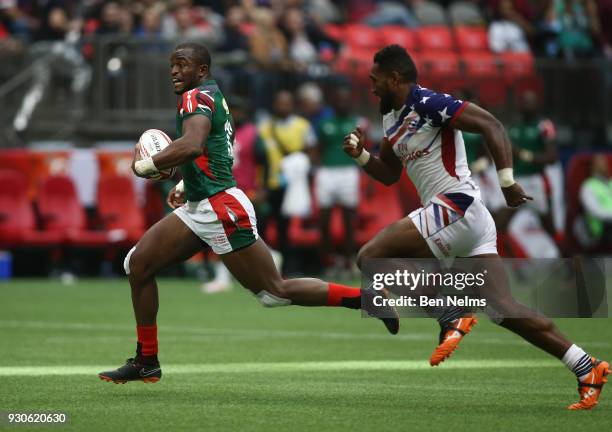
[
  {"xmin": 98, "ymin": 42, "xmax": 399, "ymax": 385},
  {"xmin": 343, "ymin": 45, "xmax": 608, "ymax": 410}
]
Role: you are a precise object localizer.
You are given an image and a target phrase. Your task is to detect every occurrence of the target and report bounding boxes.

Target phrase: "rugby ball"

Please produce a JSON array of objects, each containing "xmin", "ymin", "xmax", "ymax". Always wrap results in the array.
[{"xmin": 137, "ymin": 129, "xmax": 176, "ymax": 179}]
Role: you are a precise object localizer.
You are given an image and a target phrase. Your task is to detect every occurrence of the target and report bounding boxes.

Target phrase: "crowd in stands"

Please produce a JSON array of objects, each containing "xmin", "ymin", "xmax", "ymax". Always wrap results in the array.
[{"xmin": 1, "ymin": 0, "xmax": 611, "ymax": 60}]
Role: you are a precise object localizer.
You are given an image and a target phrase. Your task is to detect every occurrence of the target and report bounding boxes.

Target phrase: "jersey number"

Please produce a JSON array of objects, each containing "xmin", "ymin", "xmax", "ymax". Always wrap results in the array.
[{"xmin": 224, "ymin": 120, "xmax": 234, "ymax": 159}]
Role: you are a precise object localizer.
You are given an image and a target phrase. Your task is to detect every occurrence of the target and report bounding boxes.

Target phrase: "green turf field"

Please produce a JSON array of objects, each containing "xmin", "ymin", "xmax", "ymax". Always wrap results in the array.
[{"xmin": 0, "ymin": 279, "xmax": 610, "ymax": 431}]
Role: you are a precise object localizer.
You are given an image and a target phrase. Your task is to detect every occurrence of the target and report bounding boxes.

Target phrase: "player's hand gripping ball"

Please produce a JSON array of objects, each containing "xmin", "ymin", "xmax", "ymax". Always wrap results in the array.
[{"xmin": 135, "ymin": 129, "xmax": 176, "ymax": 180}]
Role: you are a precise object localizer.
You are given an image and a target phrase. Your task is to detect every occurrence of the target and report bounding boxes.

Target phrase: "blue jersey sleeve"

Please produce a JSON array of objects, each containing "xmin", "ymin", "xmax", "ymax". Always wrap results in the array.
[{"xmin": 412, "ymin": 87, "xmax": 468, "ymax": 128}]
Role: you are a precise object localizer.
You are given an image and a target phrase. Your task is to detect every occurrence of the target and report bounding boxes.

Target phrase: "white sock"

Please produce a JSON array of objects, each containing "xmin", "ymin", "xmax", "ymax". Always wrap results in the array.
[{"xmin": 562, "ymin": 344, "xmax": 593, "ymax": 382}]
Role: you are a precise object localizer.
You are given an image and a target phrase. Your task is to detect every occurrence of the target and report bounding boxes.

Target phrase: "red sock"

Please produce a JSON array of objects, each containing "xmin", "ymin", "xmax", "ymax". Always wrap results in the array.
[
  {"xmin": 137, "ymin": 325, "xmax": 158, "ymax": 357},
  {"xmin": 327, "ymin": 283, "xmax": 361, "ymax": 307}
]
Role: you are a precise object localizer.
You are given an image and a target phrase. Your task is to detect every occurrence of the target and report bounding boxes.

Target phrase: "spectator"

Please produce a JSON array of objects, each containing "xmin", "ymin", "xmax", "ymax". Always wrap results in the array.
[
  {"xmin": 297, "ymin": 81, "xmax": 332, "ymax": 127},
  {"xmin": 363, "ymin": 1, "xmax": 419, "ymax": 27},
  {"xmin": 162, "ymin": 1, "xmax": 223, "ymax": 45},
  {"xmin": 489, "ymin": 18, "xmax": 531, "ymax": 53},
  {"xmin": 218, "ymin": 5, "xmax": 249, "ymax": 53},
  {"xmin": 283, "ymin": 7, "xmax": 317, "ymax": 72},
  {"xmin": 576, "ymin": 154, "xmax": 612, "ymax": 251},
  {"xmin": 248, "ymin": 7, "xmax": 290, "ymax": 110},
  {"xmin": 257, "ymin": 90, "xmax": 317, "ymax": 274},
  {"xmin": 96, "ymin": 1, "xmax": 123, "ymax": 35},
  {"xmin": 509, "ymin": 90, "xmax": 558, "ymax": 240},
  {"xmin": 135, "ymin": 7, "xmax": 162, "ymax": 37},
  {"xmin": 313, "ymin": 85, "xmax": 364, "ymax": 277},
  {"xmin": 36, "ymin": 5, "xmax": 70, "ymax": 41},
  {"xmin": 249, "ymin": 7, "xmax": 289, "ymax": 71},
  {"xmin": 554, "ymin": 0, "xmax": 601, "ymax": 58},
  {"xmin": 0, "ymin": 0, "xmax": 31, "ymax": 41}
]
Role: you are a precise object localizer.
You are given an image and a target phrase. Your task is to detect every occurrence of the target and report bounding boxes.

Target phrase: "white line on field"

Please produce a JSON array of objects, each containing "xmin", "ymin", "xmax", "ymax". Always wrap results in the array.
[
  {"xmin": 0, "ymin": 320, "xmax": 610, "ymax": 347},
  {"xmin": 0, "ymin": 359, "xmax": 559, "ymax": 377}
]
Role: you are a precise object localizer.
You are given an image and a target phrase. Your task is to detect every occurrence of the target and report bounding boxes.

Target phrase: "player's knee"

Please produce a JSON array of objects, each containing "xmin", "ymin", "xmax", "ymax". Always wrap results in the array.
[
  {"xmin": 123, "ymin": 246, "xmax": 136, "ymax": 275},
  {"xmin": 126, "ymin": 247, "xmax": 154, "ymax": 281},
  {"xmin": 356, "ymin": 244, "xmax": 377, "ymax": 270}
]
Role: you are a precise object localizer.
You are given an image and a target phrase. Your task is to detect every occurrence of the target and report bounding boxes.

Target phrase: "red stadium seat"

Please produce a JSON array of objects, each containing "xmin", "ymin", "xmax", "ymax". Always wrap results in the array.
[
  {"xmin": 477, "ymin": 79, "xmax": 509, "ymax": 109},
  {"xmin": 0, "ymin": 149, "xmax": 37, "ymax": 199},
  {"xmin": 97, "ymin": 175, "xmax": 145, "ymax": 244},
  {"xmin": 420, "ymin": 52, "xmax": 461, "ymax": 78},
  {"xmin": 37, "ymin": 175, "xmax": 111, "ymax": 247},
  {"xmin": 454, "ymin": 26, "xmax": 489, "ymax": 53},
  {"xmin": 0, "ymin": 170, "xmax": 63, "ymax": 248},
  {"xmin": 462, "ymin": 53, "xmax": 499, "ymax": 78},
  {"xmin": 380, "ymin": 26, "xmax": 417, "ymax": 51},
  {"xmin": 416, "ymin": 26, "xmax": 454, "ymax": 52},
  {"xmin": 344, "ymin": 24, "xmax": 382, "ymax": 50},
  {"xmin": 500, "ymin": 52, "xmax": 535, "ymax": 82}
]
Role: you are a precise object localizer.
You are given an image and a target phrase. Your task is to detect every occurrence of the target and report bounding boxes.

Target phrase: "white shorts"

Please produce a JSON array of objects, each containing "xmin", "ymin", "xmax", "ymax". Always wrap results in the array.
[
  {"xmin": 516, "ymin": 173, "xmax": 550, "ymax": 214},
  {"xmin": 409, "ymin": 192, "xmax": 498, "ymax": 259},
  {"xmin": 315, "ymin": 166, "xmax": 359, "ymax": 209},
  {"xmin": 174, "ymin": 187, "xmax": 258, "ymax": 255}
]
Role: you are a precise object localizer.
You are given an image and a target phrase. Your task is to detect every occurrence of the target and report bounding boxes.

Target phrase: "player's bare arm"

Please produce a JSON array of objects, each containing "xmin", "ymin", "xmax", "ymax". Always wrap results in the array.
[
  {"xmin": 452, "ymin": 103, "xmax": 533, "ymax": 207},
  {"xmin": 342, "ymin": 127, "xmax": 402, "ymax": 185},
  {"xmin": 132, "ymin": 115, "xmax": 211, "ymax": 179}
]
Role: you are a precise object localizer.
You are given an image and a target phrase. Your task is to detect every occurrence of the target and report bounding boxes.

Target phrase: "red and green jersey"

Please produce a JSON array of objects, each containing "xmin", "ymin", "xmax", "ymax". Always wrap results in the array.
[{"xmin": 176, "ymin": 79, "xmax": 236, "ymax": 201}]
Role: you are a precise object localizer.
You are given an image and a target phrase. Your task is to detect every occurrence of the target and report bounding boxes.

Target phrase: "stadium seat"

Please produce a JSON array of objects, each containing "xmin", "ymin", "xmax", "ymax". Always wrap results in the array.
[
  {"xmin": 344, "ymin": 24, "xmax": 382, "ymax": 50},
  {"xmin": 454, "ymin": 26, "xmax": 489, "ymax": 53},
  {"xmin": 380, "ymin": 26, "xmax": 417, "ymax": 51},
  {"xmin": 0, "ymin": 170, "xmax": 63, "ymax": 248},
  {"xmin": 37, "ymin": 175, "xmax": 112, "ymax": 247},
  {"xmin": 420, "ymin": 52, "xmax": 461, "ymax": 79},
  {"xmin": 461, "ymin": 52, "xmax": 499, "ymax": 78},
  {"xmin": 0, "ymin": 149, "xmax": 36, "ymax": 199},
  {"xmin": 97, "ymin": 175, "xmax": 145, "ymax": 244},
  {"xmin": 415, "ymin": 26, "xmax": 454, "ymax": 52},
  {"xmin": 477, "ymin": 79, "xmax": 509, "ymax": 109},
  {"xmin": 500, "ymin": 52, "xmax": 535, "ymax": 82}
]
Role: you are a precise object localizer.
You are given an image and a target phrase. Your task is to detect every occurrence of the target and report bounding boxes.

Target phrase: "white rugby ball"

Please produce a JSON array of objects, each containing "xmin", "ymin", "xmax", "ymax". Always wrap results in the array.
[{"xmin": 137, "ymin": 129, "xmax": 176, "ymax": 179}]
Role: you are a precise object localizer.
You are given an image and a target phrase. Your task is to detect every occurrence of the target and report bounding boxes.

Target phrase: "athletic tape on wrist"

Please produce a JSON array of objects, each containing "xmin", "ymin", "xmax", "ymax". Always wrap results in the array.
[
  {"xmin": 497, "ymin": 168, "xmax": 515, "ymax": 188},
  {"xmin": 355, "ymin": 149, "xmax": 371, "ymax": 166},
  {"xmin": 135, "ymin": 157, "xmax": 159, "ymax": 176}
]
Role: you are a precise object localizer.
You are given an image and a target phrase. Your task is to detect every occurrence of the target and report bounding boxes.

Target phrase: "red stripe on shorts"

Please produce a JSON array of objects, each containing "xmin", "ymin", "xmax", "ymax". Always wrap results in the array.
[{"xmin": 208, "ymin": 191, "xmax": 252, "ymax": 238}]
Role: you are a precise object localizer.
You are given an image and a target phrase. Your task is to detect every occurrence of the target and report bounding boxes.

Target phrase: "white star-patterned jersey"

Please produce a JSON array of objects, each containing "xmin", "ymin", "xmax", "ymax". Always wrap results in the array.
[
  {"xmin": 382, "ymin": 85, "xmax": 497, "ymax": 258},
  {"xmin": 382, "ymin": 85, "xmax": 479, "ymax": 205}
]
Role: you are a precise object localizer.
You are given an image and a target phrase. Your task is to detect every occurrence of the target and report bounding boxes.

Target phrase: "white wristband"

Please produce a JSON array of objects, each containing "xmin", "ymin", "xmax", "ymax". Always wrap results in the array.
[
  {"xmin": 354, "ymin": 149, "xmax": 371, "ymax": 166},
  {"xmin": 135, "ymin": 157, "xmax": 159, "ymax": 176},
  {"xmin": 175, "ymin": 179, "xmax": 184, "ymax": 194},
  {"xmin": 497, "ymin": 168, "xmax": 515, "ymax": 188}
]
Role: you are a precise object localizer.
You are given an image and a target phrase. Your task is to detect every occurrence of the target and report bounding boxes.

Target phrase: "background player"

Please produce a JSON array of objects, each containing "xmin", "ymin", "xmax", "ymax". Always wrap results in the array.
[
  {"xmin": 343, "ymin": 44, "xmax": 609, "ymax": 410},
  {"xmin": 98, "ymin": 42, "xmax": 398, "ymax": 385}
]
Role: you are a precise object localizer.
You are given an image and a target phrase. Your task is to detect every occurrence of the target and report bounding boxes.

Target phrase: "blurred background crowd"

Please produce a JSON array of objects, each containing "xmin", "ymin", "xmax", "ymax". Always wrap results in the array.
[{"xmin": 0, "ymin": 0, "xmax": 611, "ymax": 287}]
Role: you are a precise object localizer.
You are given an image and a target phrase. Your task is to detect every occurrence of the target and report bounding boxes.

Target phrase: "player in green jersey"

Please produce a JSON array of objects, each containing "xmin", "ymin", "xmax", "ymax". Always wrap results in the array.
[{"xmin": 98, "ymin": 43, "xmax": 399, "ymax": 384}]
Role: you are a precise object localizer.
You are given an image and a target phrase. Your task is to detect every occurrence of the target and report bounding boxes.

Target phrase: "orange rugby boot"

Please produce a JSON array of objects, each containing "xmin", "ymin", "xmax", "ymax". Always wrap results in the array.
[
  {"xmin": 429, "ymin": 315, "xmax": 477, "ymax": 366},
  {"xmin": 567, "ymin": 358, "xmax": 610, "ymax": 410}
]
